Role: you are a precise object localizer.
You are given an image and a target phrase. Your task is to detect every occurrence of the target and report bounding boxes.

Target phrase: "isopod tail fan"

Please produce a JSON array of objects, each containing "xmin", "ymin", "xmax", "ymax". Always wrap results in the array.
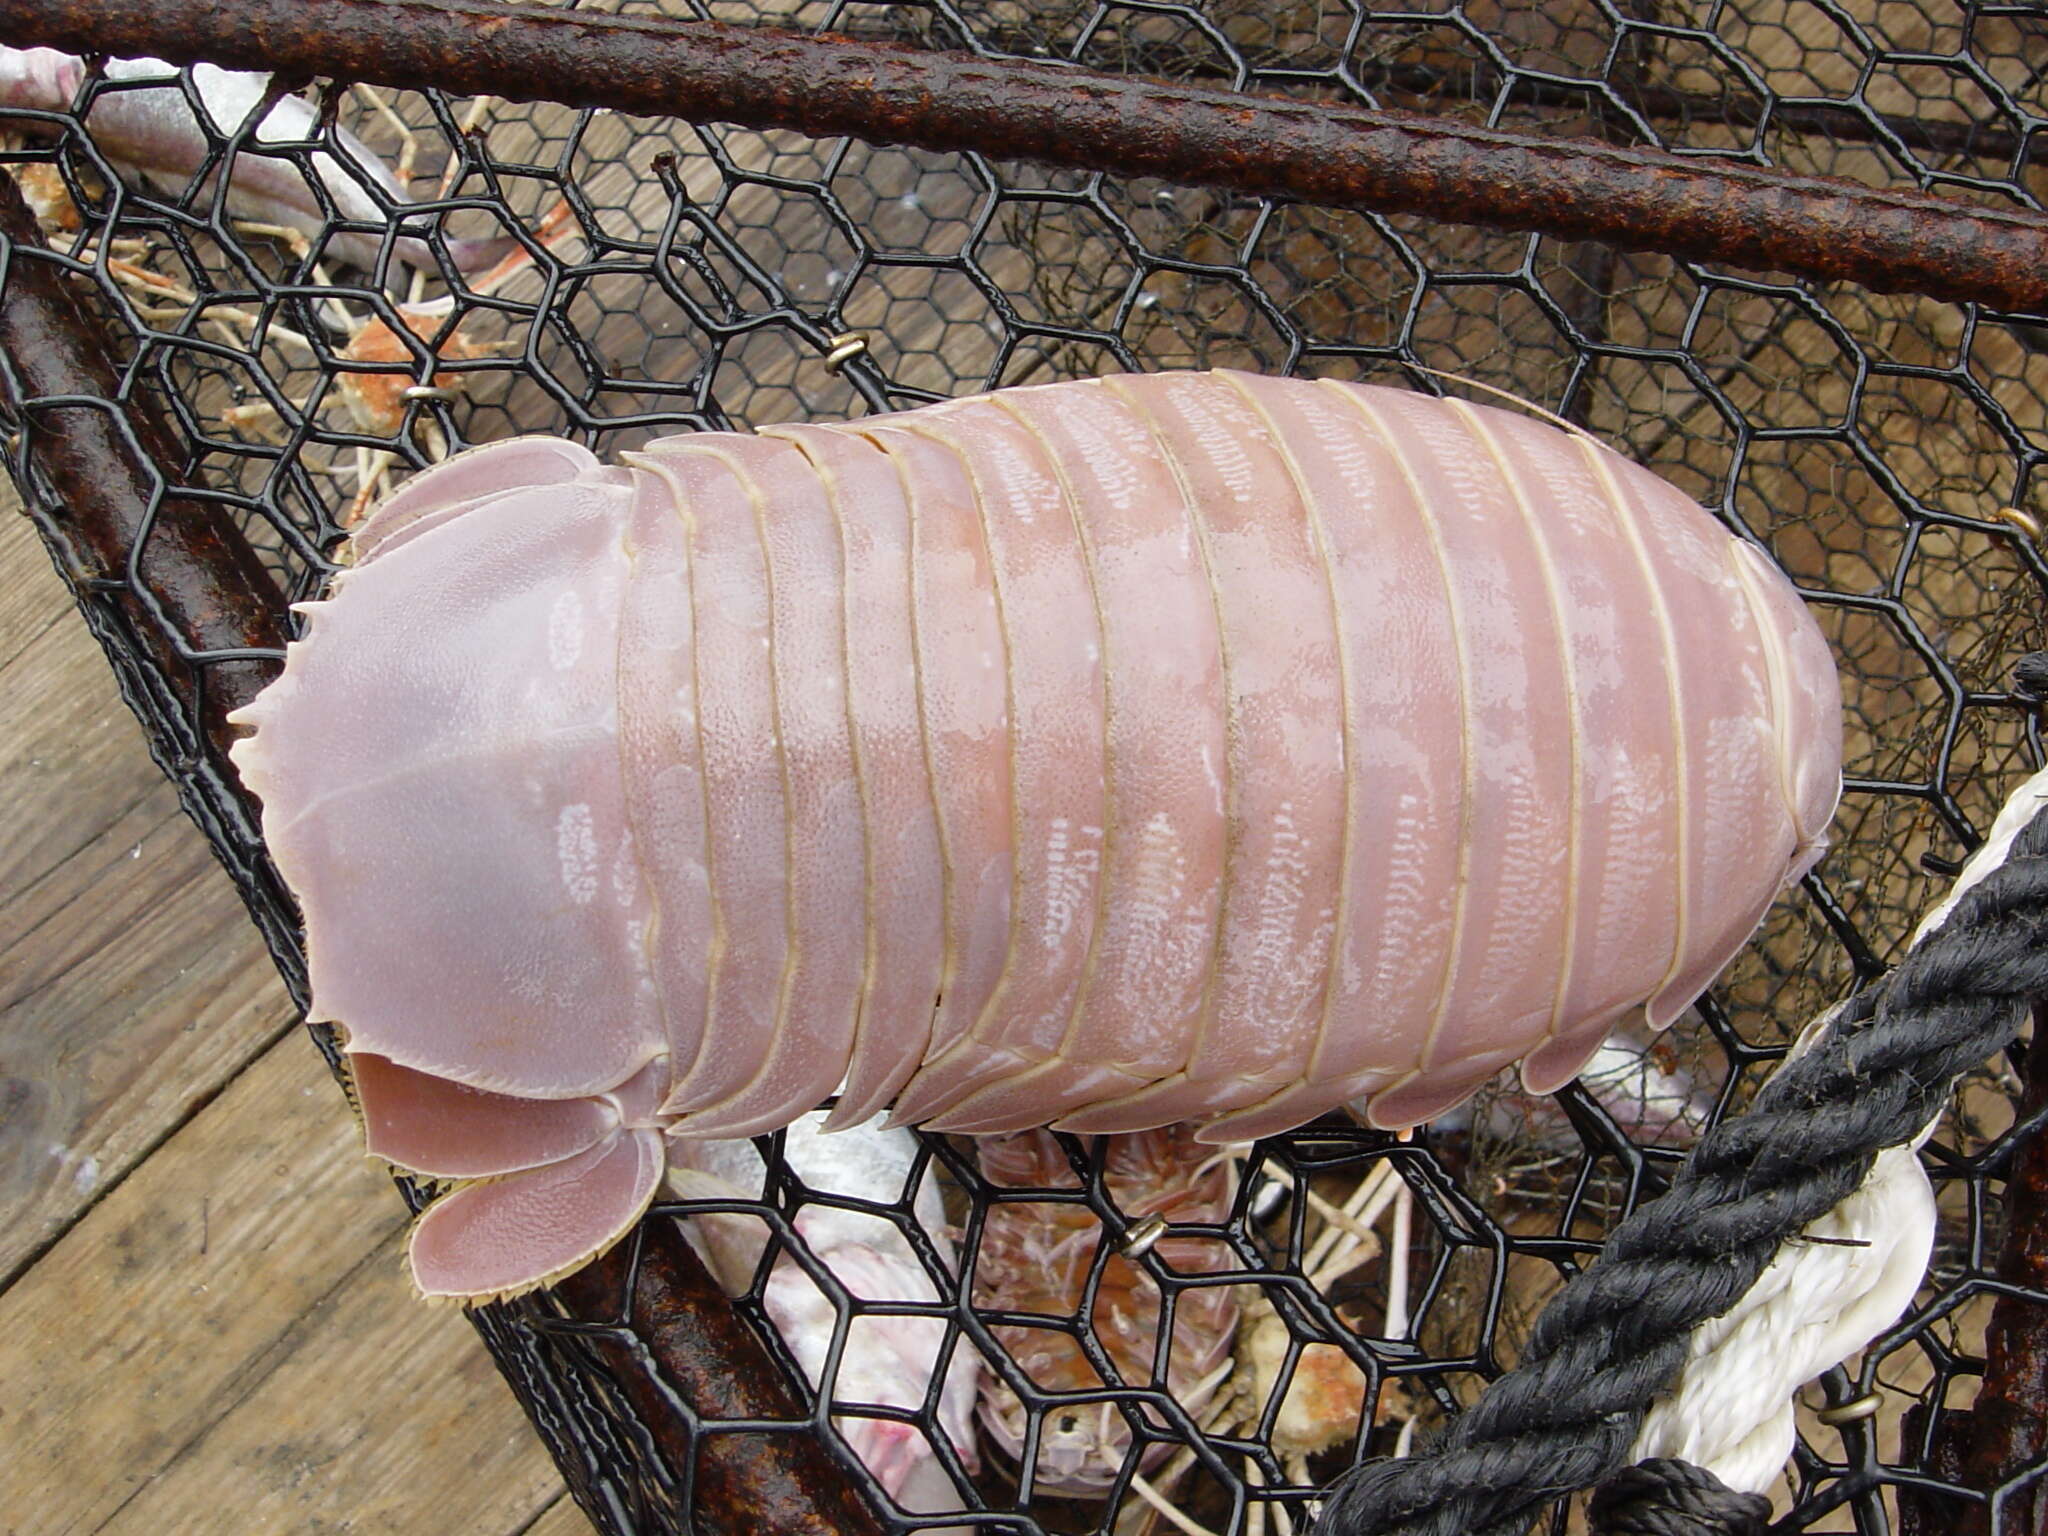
[
  {"xmin": 352, "ymin": 1052, "xmax": 621, "ymax": 1179},
  {"xmin": 352, "ymin": 1054, "xmax": 675, "ymax": 1302},
  {"xmin": 406, "ymin": 1127, "xmax": 667, "ymax": 1304}
]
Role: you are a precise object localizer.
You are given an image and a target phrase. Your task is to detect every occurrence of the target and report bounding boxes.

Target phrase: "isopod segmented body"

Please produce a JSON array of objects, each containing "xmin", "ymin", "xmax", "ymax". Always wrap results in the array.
[{"xmin": 229, "ymin": 369, "xmax": 1840, "ymax": 1299}]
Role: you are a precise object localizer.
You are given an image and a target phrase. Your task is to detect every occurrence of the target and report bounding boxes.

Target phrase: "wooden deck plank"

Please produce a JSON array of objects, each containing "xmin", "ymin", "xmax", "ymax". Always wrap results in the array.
[
  {"xmin": 0, "ymin": 784, "xmax": 292, "ymax": 1284},
  {"xmin": 0, "ymin": 510, "xmax": 66, "ymax": 669},
  {"xmin": 522, "ymin": 1494, "xmax": 601, "ymax": 1536},
  {"xmin": 0, "ymin": 552, "xmax": 184, "ymax": 925},
  {"xmin": 0, "ymin": 492, "xmax": 294, "ymax": 1283},
  {"xmin": 0, "ymin": 1031, "xmax": 402, "ymax": 1529},
  {"xmin": 0, "ymin": 1030, "xmax": 576, "ymax": 1534},
  {"xmin": 94, "ymin": 1228, "xmax": 568, "ymax": 1535}
]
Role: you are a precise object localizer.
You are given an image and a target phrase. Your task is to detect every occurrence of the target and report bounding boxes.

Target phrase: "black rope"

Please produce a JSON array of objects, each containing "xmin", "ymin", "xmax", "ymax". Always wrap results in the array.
[
  {"xmin": 1312, "ymin": 768, "xmax": 2048, "ymax": 1536},
  {"xmin": 1586, "ymin": 1460, "xmax": 1772, "ymax": 1536}
]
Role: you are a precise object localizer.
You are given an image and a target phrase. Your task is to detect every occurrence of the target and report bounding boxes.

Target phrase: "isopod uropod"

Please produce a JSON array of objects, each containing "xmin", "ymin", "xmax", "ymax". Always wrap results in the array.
[{"xmin": 228, "ymin": 369, "xmax": 1841, "ymax": 1299}]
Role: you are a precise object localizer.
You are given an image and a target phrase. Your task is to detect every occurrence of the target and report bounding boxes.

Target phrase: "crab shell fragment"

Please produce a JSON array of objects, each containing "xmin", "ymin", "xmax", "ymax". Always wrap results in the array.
[{"xmin": 227, "ymin": 369, "xmax": 1841, "ymax": 1300}]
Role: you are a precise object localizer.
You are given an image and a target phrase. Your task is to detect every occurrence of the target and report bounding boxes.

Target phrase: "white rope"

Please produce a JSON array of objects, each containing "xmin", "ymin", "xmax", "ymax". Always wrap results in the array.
[
  {"xmin": 1630, "ymin": 763, "xmax": 2048, "ymax": 1492},
  {"xmin": 1913, "ymin": 765, "xmax": 2048, "ymax": 946},
  {"xmin": 1629, "ymin": 1086, "xmax": 1935, "ymax": 1489}
]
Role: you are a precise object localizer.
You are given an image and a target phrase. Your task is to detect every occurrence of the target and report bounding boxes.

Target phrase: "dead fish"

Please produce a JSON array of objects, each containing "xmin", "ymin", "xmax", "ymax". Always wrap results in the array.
[
  {"xmin": 668, "ymin": 1112, "xmax": 981, "ymax": 1521},
  {"xmin": 0, "ymin": 47, "xmax": 511, "ymax": 275}
]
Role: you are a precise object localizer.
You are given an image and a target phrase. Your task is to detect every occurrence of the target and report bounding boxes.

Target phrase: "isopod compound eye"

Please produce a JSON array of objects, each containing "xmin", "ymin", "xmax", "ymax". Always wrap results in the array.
[{"xmin": 229, "ymin": 368, "xmax": 1843, "ymax": 1301}]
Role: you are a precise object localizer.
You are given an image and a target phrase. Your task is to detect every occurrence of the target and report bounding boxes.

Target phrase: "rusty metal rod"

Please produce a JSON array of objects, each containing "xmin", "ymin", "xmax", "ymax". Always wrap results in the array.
[
  {"xmin": 0, "ymin": 166, "xmax": 284, "ymax": 768},
  {"xmin": 1899, "ymin": 1005, "xmax": 2048, "ymax": 1536},
  {"xmin": 6, "ymin": 0, "xmax": 2048, "ymax": 316},
  {"xmin": 1399, "ymin": 67, "xmax": 2048, "ymax": 172},
  {"xmin": 1100, "ymin": 51, "xmax": 2048, "ymax": 174},
  {"xmin": 553, "ymin": 1223, "xmax": 891, "ymax": 1536}
]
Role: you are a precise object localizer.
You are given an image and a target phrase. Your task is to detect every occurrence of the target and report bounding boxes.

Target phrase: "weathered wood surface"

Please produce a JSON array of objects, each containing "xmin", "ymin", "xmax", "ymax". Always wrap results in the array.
[
  {"xmin": 0, "ymin": 485, "xmax": 589, "ymax": 1533},
  {"xmin": 0, "ymin": 505, "xmax": 291, "ymax": 1284}
]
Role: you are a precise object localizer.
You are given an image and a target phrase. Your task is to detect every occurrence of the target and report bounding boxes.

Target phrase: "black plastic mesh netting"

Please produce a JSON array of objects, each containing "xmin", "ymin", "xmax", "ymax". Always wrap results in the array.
[{"xmin": 5, "ymin": 2, "xmax": 2048, "ymax": 1532}]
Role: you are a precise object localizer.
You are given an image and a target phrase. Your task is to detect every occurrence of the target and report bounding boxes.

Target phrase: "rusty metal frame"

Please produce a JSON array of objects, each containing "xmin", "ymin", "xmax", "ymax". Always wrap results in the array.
[
  {"xmin": 5, "ymin": 0, "xmax": 2048, "ymax": 315},
  {"xmin": 1900, "ymin": 1004, "xmax": 2048, "ymax": 1536}
]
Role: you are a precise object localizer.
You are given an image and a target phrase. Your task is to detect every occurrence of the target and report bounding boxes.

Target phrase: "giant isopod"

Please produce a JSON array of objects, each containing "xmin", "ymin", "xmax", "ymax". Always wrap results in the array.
[{"xmin": 228, "ymin": 369, "xmax": 1842, "ymax": 1300}]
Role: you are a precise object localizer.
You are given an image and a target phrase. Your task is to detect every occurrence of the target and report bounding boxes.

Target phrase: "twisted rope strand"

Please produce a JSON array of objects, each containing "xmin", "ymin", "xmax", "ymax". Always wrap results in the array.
[
  {"xmin": 1587, "ymin": 1460, "xmax": 1771, "ymax": 1536},
  {"xmin": 1312, "ymin": 805, "xmax": 2048, "ymax": 1536}
]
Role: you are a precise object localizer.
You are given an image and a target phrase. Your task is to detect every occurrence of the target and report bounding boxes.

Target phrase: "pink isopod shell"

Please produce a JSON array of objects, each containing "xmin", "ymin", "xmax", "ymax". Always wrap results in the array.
[{"xmin": 227, "ymin": 370, "xmax": 1841, "ymax": 1300}]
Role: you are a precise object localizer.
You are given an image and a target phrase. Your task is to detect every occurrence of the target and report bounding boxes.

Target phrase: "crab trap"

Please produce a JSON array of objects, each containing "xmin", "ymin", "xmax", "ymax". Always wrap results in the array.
[{"xmin": 4, "ymin": 1, "xmax": 2048, "ymax": 1532}]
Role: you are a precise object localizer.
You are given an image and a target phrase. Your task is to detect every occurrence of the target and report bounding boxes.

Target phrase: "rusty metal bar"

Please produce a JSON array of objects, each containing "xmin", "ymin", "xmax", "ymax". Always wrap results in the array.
[
  {"xmin": 554, "ymin": 1224, "xmax": 891, "ymax": 1536},
  {"xmin": 1899, "ymin": 1005, "xmax": 2048, "ymax": 1536},
  {"xmin": 0, "ymin": 168, "xmax": 285, "ymax": 765},
  {"xmin": 1219, "ymin": 58, "xmax": 2048, "ymax": 174},
  {"xmin": 0, "ymin": 156, "xmax": 310, "ymax": 976},
  {"xmin": 6, "ymin": 0, "xmax": 2048, "ymax": 316}
]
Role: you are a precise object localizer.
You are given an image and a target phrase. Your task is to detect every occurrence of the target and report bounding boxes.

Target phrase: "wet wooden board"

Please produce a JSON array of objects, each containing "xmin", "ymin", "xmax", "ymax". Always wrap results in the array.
[{"xmin": 0, "ymin": 487, "xmax": 590, "ymax": 1534}]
